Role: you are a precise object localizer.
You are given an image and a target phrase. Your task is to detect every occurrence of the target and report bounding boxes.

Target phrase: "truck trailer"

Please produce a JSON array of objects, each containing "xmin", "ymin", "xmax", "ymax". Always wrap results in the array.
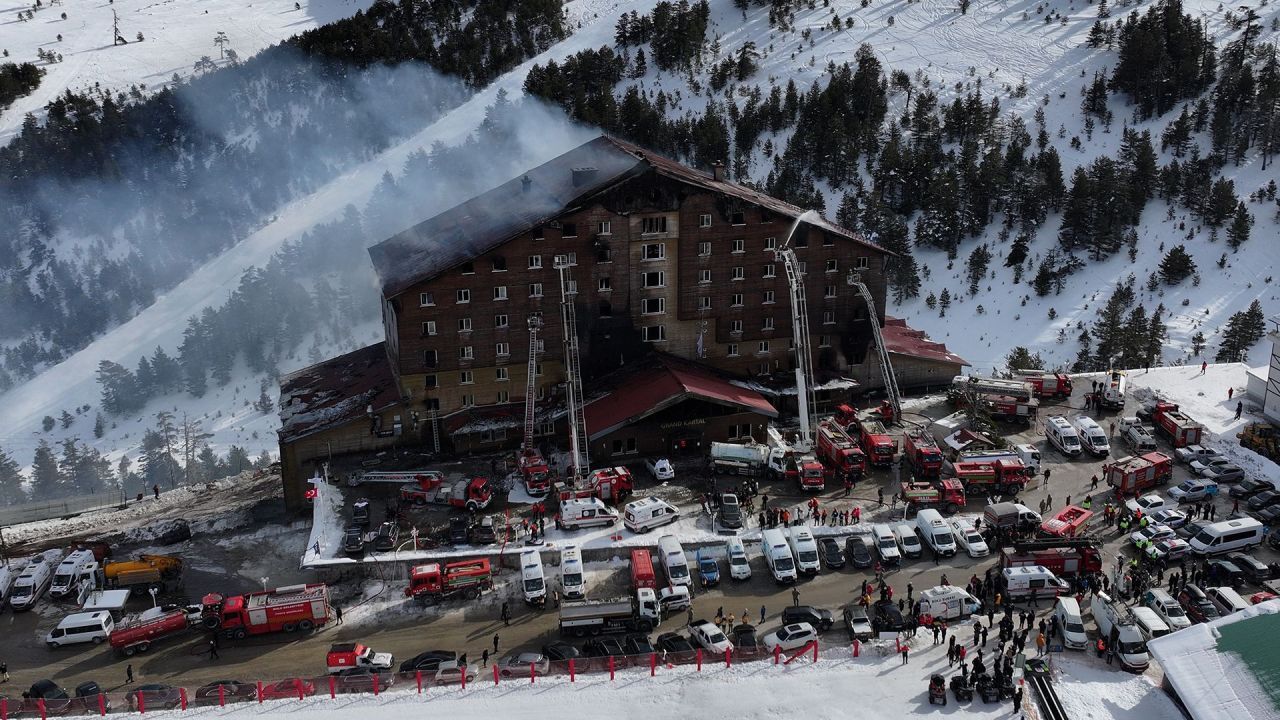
[{"xmin": 558, "ymin": 589, "xmax": 660, "ymax": 637}]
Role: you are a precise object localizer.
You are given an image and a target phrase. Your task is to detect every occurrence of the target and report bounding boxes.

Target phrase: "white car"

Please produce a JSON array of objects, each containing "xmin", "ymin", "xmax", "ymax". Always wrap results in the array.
[
  {"xmin": 948, "ymin": 519, "xmax": 989, "ymax": 558},
  {"xmin": 1168, "ymin": 479, "xmax": 1218, "ymax": 503},
  {"xmin": 762, "ymin": 622, "xmax": 818, "ymax": 652},
  {"xmin": 1191, "ymin": 456, "xmax": 1232, "ymax": 477},
  {"xmin": 644, "ymin": 458, "xmax": 675, "ymax": 481},
  {"xmin": 1130, "ymin": 523, "xmax": 1176, "ymax": 546},
  {"xmin": 1174, "ymin": 445, "xmax": 1221, "ymax": 464},
  {"xmin": 1125, "ymin": 493, "xmax": 1174, "ymax": 515},
  {"xmin": 1148, "ymin": 508, "xmax": 1189, "ymax": 529},
  {"xmin": 687, "ymin": 620, "xmax": 733, "ymax": 654},
  {"xmin": 495, "ymin": 653, "xmax": 549, "ymax": 677},
  {"xmin": 1146, "ymin": 537, "xmax": 1191, "ymax": 563}
]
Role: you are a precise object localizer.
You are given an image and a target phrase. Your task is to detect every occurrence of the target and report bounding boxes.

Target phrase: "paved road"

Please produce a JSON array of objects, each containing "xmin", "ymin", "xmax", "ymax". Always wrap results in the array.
[{"xmin": 4, "ymin": 378, "xmax": 1272, "ymax": 695}]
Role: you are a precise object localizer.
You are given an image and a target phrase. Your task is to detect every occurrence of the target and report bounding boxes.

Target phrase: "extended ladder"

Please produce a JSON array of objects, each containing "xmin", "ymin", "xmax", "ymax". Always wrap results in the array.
[
  {"xmin": 777, "ymin": 246, "xmax": 818, "ymax": 448},
  {"xmin": 555, "ymin": 255, "xmax": 590, "ymax": 481},
  {"xmin": 523, "ymin": 316, "xmax": 542, "ymax": 452},
  {"xmin": 848, "ymin": 272, "xmax": 902, "ymax": 424}
]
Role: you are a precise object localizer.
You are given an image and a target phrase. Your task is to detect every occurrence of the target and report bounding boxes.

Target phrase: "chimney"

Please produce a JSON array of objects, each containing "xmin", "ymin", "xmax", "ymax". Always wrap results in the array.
[
  {"xmin": 521, "ymin": 175, "xmax": 532, "ymax": 193},
  {"xmin": 571, "ymin": 167, "xmax": 598, "ymax": 187},
  {"xmin": 712, "ymin": 161, "xmax": 726, "ymax": 182}
]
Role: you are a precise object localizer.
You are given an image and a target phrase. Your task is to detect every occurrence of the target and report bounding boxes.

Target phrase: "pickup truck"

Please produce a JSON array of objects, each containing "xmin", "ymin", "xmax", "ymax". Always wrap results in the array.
[
  {"xmin": 1174, "ymin": 445, "xmax": 1221, "ymax": 464},
  {"xmin": 327, "ymin": 643, "xmax": 394, "ymax": 674}
]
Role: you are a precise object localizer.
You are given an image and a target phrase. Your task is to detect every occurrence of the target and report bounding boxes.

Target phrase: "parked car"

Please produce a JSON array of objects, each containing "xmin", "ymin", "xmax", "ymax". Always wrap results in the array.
[
  {"xmin": 470, "ymin": 516, "xmax": 497, "ymax": 544},
  {"xmin": 126, "ymin": 685, "xmax": 182, "ymax": 710},
  {"xmin": 1203, "ymin": 464, "xmax": 1246, "ymax": 484},
  {"xmin": 342, "ymin": 526, "xmax": 366, "ymax": 556},
  {"xmin": 644, "ymin": 458, "xmax": 675, "ymax": 481},
  {"xmin": 950, "ymin": 519, "xmax": 989, "ymax": 558},
  {"xmin": 72, "ymin": 682, "xmax": 110, "ymax": 712},
  {"xmin": 541, "ymin": 642, "xmax": 581, "ymax": 663},
  {"xmin": 1130, "ymin": 523, "xmax": 1176, "ymax": 547},
  {"xmin": 870, "ymin": 599, "xmax": 906, "ymax": 632},
  {"xmin": 1226, "ymin": 553, "xmax": 1274, "ymax": 584},
  {"xmin": 781, "ymin": 605, "xmax": 834, "ymax": 631},
  {"xmin": 333, "ymin": 668, "xmax": 395, "ymax": 694},
  {"xmin": 1149, "ymin": 509, "xmax": 1190, "ymax": 529},
  {"xmin": 1257, "ymin": 503, "xmax": 1280, "ymax": 524},
  {"xmin": 1146, "ymin": 538, "xmax": 1192, "ymax": 564},
  {"xmin": 1175, "ymin": 445, "xmax": 1221, "ymax": 464},
  {"xmin": 718, "ymin": 494, "xmax": 743, "ymax": 529},
  {"xmin": 432, "ymin": 661, "xmax": 477, "ymax": 685},
  {"xmin": 400, "ymin": 650, "xmax": 458, "ymax": 673},
  {"xmin": 1177, "ymin": 584, "xmax": 1220, "ymax": 623},
  {"xmin": 194, "ymin": 681, "xmax": 257, "ymax": 705},
  {"xmin": 623, "ymin": 634, "xmax": 655, "ymax": 656},
  {"xmin": 495, "ymin": 653, "xmax": 549, "ymax": 677},
  {"xmin": 842, "ymin": 605, "xmax": 874, "ymax": 640},
  {"xmin": 1176, "ymin": 519, "xmax": 1211, "ymax": 540},
  {"xmin": 730, "ymin": 624, "xmax": 760, "ymax": 656},
  {"xmin": 1247, "ymin": 490, "xmax": 1280, "ymax": 512},
  {"xmin": 259, "ymin": 679, "xmax": 315, "ymax": 700},
  {"xmin": 1169, "ymin": 480, "xmax": 1218, "ymax": 503},
  {"xmin": 1229, "ymin": 479, "xmax": 1273, "ymax": 500},
  {"xmin": 844, "ymin": 535, "xmax": 874, "ymax": 568},
  {"xmin": 1125, "ymin": 494, "xmax": 1173, "ymax": 515},
  {"xmin": 819, "ymin": 538, "xmax": 845, "ymax": 569},
  {"xmin": 687, "ymin": 620, "xmax": 733, "ymax": 653},
  {"xmin": 655, "ymin": 632, "xmax": 696, "ymax": 660},
  {"xmin": 762, "ymin": 622, "xmax": 818, "ymax": 653},
  {"xmin": 1191, "ymin": 457, "xmax": 1233, "ymax": 476},
  {"xmin": 1207, "ymin": 559, "xmax": 1244, "ymax": 588},
  {"xmin": 372, "ymin": 522, "xmax": 399, "ymax": 552},
  {"xmin": 696, "ymin": 550, "xmax": 720, "ymax": 587},
  {"xmin": 583, "ymin": 637, "xmax": 626, "ymax": 661}
]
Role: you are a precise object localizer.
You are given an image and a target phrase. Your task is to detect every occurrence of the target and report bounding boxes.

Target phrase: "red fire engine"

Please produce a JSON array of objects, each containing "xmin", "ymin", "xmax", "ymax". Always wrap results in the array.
[
  {"xmin": 949, "ymin": 458, "xmax": 1029, "ymax": 496},
  {"xmin": 901, "ymin": 479, "xmax": 966, "ymax": 515},
  {"xmin": 398, "ymin": 475, "xmax": 494, "ymax": 511},
  {"xmin": 816, "ymin": 420, "xmax": 867, "ymax": 479},
  {"xmin": 405, "ymin": 559, "xmax": 493, "ymax": 605},
  {"xmin": 1000, "ymin": 538, "xmax": 1103, "ymax": 577},
  {"xmin": 1019, "ymin": 372, "xmax": 1074, "ymax": 399},
  {"xmin": 1104, "ymin": 452, "xmax": 1173, "ymax": 497},
  {"xmin": 517, "ymin": 449, "xmax": 551, "ymax": 496},
  {"xmin": 903, "ymin": 429, "xmax": 944, "ymax": 479},
  {"xmin": 1039, "ymin": 505, "xmax": 1094, "ymax": 538},
  {"xmin": 854, "ymin": 418, "xmax": 896, "ymax": 467},
  {"xmin": 201, "ymin": 584, "xmax": 330, "ymax": 640},
  {"xmin": 109, "ymin": 608, "xmax": 192, "ymax": 656},
  {"xmin": 1150, "ymin": 402, "xmax": 1204, "ymax": 448}
]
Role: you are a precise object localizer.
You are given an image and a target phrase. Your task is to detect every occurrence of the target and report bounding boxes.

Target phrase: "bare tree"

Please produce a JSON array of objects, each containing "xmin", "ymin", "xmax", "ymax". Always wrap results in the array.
[{"xmin": 180, "ymin": 413, "xmax": 213, "ymax": 484}]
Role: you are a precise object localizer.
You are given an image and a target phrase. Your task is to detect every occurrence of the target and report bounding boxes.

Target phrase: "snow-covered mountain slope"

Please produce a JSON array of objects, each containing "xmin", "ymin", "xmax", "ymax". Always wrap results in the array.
[
  {"xmin": 0, "ymin": 0, "xmax": 373, "ymax": 141},
  {"xmin": 0, "ymin": 0, "xmax": 645, "ymax": 468}
]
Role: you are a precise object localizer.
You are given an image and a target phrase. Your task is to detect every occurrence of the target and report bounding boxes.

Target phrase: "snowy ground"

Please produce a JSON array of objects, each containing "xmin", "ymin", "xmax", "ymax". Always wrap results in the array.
[
  {"xmin": 1053, "ymin": 656, "xmax": 1182, "ymax": 720},
  {"xmin": 0, "ymin": 0, "xmax": 373, "ymax": 141}
]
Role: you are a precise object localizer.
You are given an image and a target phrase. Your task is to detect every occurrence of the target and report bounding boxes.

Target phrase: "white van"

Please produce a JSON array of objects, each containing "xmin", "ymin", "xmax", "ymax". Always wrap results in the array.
[
  {"xmin": 915, "ymin": 510, "xmax": 957, "ymax": 557},
  {"xmin": 623, "ymin": 496, "xmax": 679, "ymax": 533},
  {"xmin": 1092, "ymin": 592, "xmax": 1149, "ymax": 671},
  {"xmin": 786, "ymin": 525, "xmax": 821, "ymax": 576},
  {"xmin": 1013, "ymin": 444, "xmax": 1042, "ymax": 475},
  {"xmin": 519, "ymin": 549, "xmax": 546, "ymax": 606},
  {"xmin": 726, "ymin": 537, "xmax": 752, "ymax": 581},
  {"xmin": 1188, "ymin": 517, "xmax": 1264, "ymax": 555},
  {"xmin": 50, "ymin": 550, "xmax": 98, "ymax": 599},
  {"xmin": 1072, "ymin": 416, "xmax": 1110, "ymax": 457},
  {"xmin": 1206, "ymin": 586, "xmax": 1249, "ymax": 615},
  {"xmin": 871, "ymin": 524, "xmax": 901, "ymax": 565},
  {"xmin": 657, "ymin": 535, "xmax": 692, "ymax": 589},
  {"xmin": 917, "ymin": 586, "xmax": 981, "ymax": 620},
  {"xmin": 1045, "ymin": 415, "xmax": 1082, "ymax": 457},
  {"xmin": 557, "ymin": 497, "xmax": 619, "ymax": 530},
  {"xmin": 559, "ymin": 545, "xmax": 586, "ymax": 600},
  {"xmin": 1142, "ymin": 589, "xmax": 1191, "ymax": 631},
  {"xmin": 893, "ymin": 523, "xmax": 923, "ymax": 559},
  {"xmin": 761, "ymin": 528, "xmax": 798, "ymax": 584},
  {"xmin": 1130, "ymin": 606, "xmax": 1171, "ymax": 641},
  {"xmin": 46, "ymin": 611, "xmax": 114, "ymax": 648},
  {"xmin": 1053, "ymin": 597, "xmax": 1088, "ymax": 650},
  {"xmin": 0, "ymin": 559, "xmax": 29, "ymax": 606},
  {"xmin": 9, "ymin": 559, "xmax": 53, "ymax": 612}
]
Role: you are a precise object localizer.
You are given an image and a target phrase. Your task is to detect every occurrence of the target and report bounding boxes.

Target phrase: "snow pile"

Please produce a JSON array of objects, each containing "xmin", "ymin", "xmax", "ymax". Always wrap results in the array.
[
  {"xmin": 1053, "ymin": 656, "xmax": 1183, "ymax": 720},
  {"xmin": 302, "ymin": 475, "xmax": 346, "ymax": 566}
]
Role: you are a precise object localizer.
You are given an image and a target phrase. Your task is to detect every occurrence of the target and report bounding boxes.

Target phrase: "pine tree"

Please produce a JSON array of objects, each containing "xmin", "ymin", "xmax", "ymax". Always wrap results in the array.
[
  {"xmin": 1190, "ymin": 331, "xmax": 1206, "ymax": 355},
  {"xmin": 1226, "ymin": 202, "xmax": 1253, "ymax": 249},
  {"xmin": 1120, "ymin": 305, "xmax": 1150, "ymax": 367},
  {"xmin": 150, "ymin": 346, "xmax": 181, "ymax": 394},
  {"xmin": 59, "ymin": 410, "xmax": 74, "ymax": 429},
  {"xmin": 1093, "ymin": 283, "xmax": 1136, "ymax": 369},
  {"xmin": 42, "ymin": 415, "xmax": 55, "ymax": 432},
  {"xmin": 1032, "ymin": 257, "xmax": 1055, "ymax": 297},
  {"xmin": 965, "ymin": 244, "xmax": 992, "ymax": 295},
  {"xmin": 938, "ymin": 288, "xmax": 952, "ymax": 317},
  {"xmin": 227, "ymin": 445, "xmax": 252, "ymax": 476},
  {"xmin": 1004, "ymin": 346, "xmax": 1045, "ymax": 374},
  {"xmin": 0, "ymin": 445, "xmax": 24, "ymax": 505},
  {"xmin": 96, "ymin": 360, "xmax": 139, "ymax": 416},
  {"xmin": 1215, "ymin": 300, "xmax": 1269, "ymax": 361},
  {"xmin": 1158, "ymin": 244, "xmax": 1197, "ymax": 284},
  {"xmin": 1006, "ymin": 230, "xmax": 1030, "ymax": 269},
  {"xmin": 31, "ymin": 439, "xmax": 61, "ymax": 499},
  {"xmin": 93, "ymin": 412, "xmax": 106, "ymax": 439},
  {"xmin": 1146, "ymin": 303, "xmax": 1168, "ymax": 365}
]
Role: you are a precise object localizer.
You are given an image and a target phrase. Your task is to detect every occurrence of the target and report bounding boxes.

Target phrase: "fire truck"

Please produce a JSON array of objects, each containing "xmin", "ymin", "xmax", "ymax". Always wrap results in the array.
[
  {"xmin": 587, "ymin": 466, "xmax": 634, "ymax": 503},
  {"xmin": 765, "ymin": 427, "xmax": 826, "ymax": 490},
  {"xmin": 853, "ymin": 418, "xmax": 897, "ymax": 467},
  {"xmin": 405, "ymin": 559, "xmax": 493, "ymax": 605},
  {"xmin": 815, "ymin": 420, "xmax": 867, "ymax": 479},
  {"xmin": 398, "ymin": 475, "xmax": 494, "ymax": 511},
  {"xmin": 901, "ymin": 479, "xmax": 966, "ymax": 515},
  {"xmin": 1019, "ymin": 372, "xmax": 1074, "ymax": 399},
  {"xmin": 999, "ymin": 538, "xmax": 1103, "ymax": 577},
  {"xmin": 1150, "ymin": 402, "xmax": 1204, "ymax": 448},
  {"xmin": 1104, "ymin": 452, "xmax": 1173, "ymax": 497},
  {"xmin": 517, "ymin": 449, "xmax": 551, "ymax": 496},
  {"xmin": 903, "ymin": 429, "xmax": 944, "ymax": 479},
  {"xmin": 951, "ymin": 375, "xmax": 1034, "ymax": 402},
  {"xmin": 109, "ymin": 607, "xmax": 193, "ymax": 656},
  {"xmin": 948, "ymin": 458, "xmax": 1029, "ymax": 496},
  {"xmin": 1039, "ymin": 505, "xmax": 1094, "ymax": 538},
  {"xmin": 201, "ymin": 584, "xmax": 331, "ymax": 640},
  {"xmin": 981, "ymin": 395, "xmax": 1039, "ymax": 423}
]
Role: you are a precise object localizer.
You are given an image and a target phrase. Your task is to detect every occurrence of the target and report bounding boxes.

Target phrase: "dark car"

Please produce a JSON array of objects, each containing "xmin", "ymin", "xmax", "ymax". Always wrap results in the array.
[
  {"xmin": 583, "ymin": 637, "xmax": 626, "ymax": 660},
  {"xmin": 844, "ymin": 535, "xmax": 873, "ymax": 568},
  {"xmin": 1208, "ymin": 559, "xmax": 1245, "ymax": 588},
  {"xmin": 842, "ymin": 604, "xmax": 875, "ymax": 640},
  {"xmin": 1178, "ymin": 584, "xmax": 1220, "ymax": 623},
  {"xmin": 25, "ymin": 680, "xmax": 77, "ymax": 715},
  {"xmin": 1258, "ymin": 504, "xmax": 1280, "ymax": 524},
  {"xmin": 541, "ymin": 641, "xmax": 582, "ymax": 662},
  {"xmin": 333, "ymin": 668, "xmax": 395, "ymax": 694},
  {"xmin": 126, "ymin": 684, "xmax": 182, "ymax": 710},
  {"xmin": 1176, "ymin": 519, "xmax": 1211, "ymax": 540},
  {"xmin": 819, "ymin": 538, "xmax": 845, "ymax": 569},
  {"xmin": 352, "ymin": 499, "xmax": 371, "ymax": 527},
  {"xmin": 1229, "ymin": 479, "xmax": 1273, "ymax": 499},
  {"xmin": 470, "ymin": 517, "xmax": 497, "ymax": 544},
  {"xmin": 399, "ymin": 649, "xmax": 458, "ymax": 673},
  {"xmin": 194, "ymin": 680, "xmax": 257, "ymax": 705},
  {"xmin": 870, "ymin": 599, "xmax": 906, "ymax": 632},
  {"xmin": 731, "ymin": 623, "xmax": 761, "ymax": 656},
  {"xmin": 342, "ymin": 526, "xmax": 366, "ymax": 556},
  {"xmin": 74, "ymin": 682, "xmax": 110, "ymax": 712},
  {"xmin": 1247, "ymin": 490, "xmax": 1280, "ymax": 511},
  {"xmin": 623, "ymin": 634, "xmax": 655, "ymax": 656},
  {"xmin": 372, "ymin": 521, "xmax": 399, "ymax": 551},
  {"xmin": 1227, "ymin": 553, "xmax": 1274, "ymax": 584},
  {"xmin": 718, "ymin": 494, "xmax": 743, "ymax": 529},
  {"xmin": 656, "ymin": 632, "xmax": 696, "ymax": 660},
  {"xmin": 781, "ymin": 605, "xmax": 834, "ymax": 631},
  {"xmin": 448, "ymin": 516, "xmax": 470, "ymax": 545}
]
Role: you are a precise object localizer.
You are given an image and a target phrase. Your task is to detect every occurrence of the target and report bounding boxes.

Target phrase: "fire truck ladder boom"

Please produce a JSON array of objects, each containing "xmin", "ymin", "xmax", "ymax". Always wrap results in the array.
[
  {"xmin": 1011, "ymin": 537, "xmax": 1102, "ymax": 552},
  {"xmin": 523, "ymin": 317, "xmax": 542, "ymax": 452},
  {"xmin": 777, "ymin": 245, "xmax": 818, "ymax": 445},
  {"xmin": 847, "ymin": 271, "xmax": 901, "ymax": 424},
  {"xmin": 555, "ymin": 255, "xmax": 590, "ymax": 480}
]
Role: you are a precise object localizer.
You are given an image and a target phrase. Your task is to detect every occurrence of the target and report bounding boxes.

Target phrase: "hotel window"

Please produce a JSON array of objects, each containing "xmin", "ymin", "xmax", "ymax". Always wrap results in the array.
[
  {"xmin": 855, "ymin": 256, "xmax": 870, "ymax": 270},
  {"xmin": 563, "ymin": 251, "xmax": 578, "ymax": 266},
  {"xmin": 456, "ymin": 289, "xmax": 470, "ymax": 304},
  {"xmin": 496, "ymin": 390, "xmax": 510, "ymax": 404},
  {"xmin": 825, "ymin": 285, "xmax": 836, "ymax": 298},
  {"xmin": 699, "ymin": 270, "xmax": 712, "ymax": 284},
  {"xmin": 764, "ymin": 237, "xmax": 777, "ymax": 251},
  {"xmin": 491, "ymin": 256, "xmax": 507, "ymax": 272},
  {"xmin": 643, "ymin": 271, "xmax": 665, "ymax": 288},
  {"xmin": 642, "ymin": 243, "xmax": 665, "ymax": 260},
  {"xmin": 826, "ymin": 259, "xmax": 838, "ymax": 273},
  {"xmin": 596, "ymin": 247, "xmax": 613, "ymax": 263},
  {"xmin": 642, "ymin": 216, "xmax": 668, "ymax": 234},
  {"xmin": 824, "ymin": 311, "xmax": 836, "ymax": 324},
  {"xmin": 727, "ymin": 343, "xmax": 739, "ymax": 357},
  {"xmin": 461, "ymin": 394, "xmax": 475, "ymax": 408},
  {"xmin": 642, "ymin": 297, "xmax": 665, "ymax": 315},
  {"xmin": 819, "ymin": 335, "xmax": 831, "ymax": 347},
  {"xmin": 762, "ymin": 317, "xmax": 775, "ymax": 330},
  {"xmin": 459, "ymin": 370, "xmax": 474, "ymax": 385},
  {"xmin": 794, "ymin": 231, "xmax": 808, "ymax": 248},
  {"xmin": 424, "ymin": 374, "xmax": 438, "ymax": 388},
  {"xmin": 699, "ymin": 213, "xmax": 712, "ymax": 228},
  {"xmin": 823, "ymin": 233, "xmax": 835, "ymax": 246},
  {"xmin": 459, "ymin": 346, "xmax": 474, "ymax": 360},
  {"xmin": 457, "ymin": 317, "xmax": 472, "ymax": 332},
  {"xmin": 762, "ymin": 264, "xmax": 776, "ymax": 278},
  {"xmin": 460, "ymin": 262, "xmax": 475, "ymax": 275},
  {"xmin": 598, "ymin": 277, "xmax": 612, "ymax": 292},
  {"xmin": 758, "ymin": 340, "xmax": 770, "ymax": 353},
  {"xmin": 643, "ymin": 325, "xmax": 666, "ymax": 342},
  {"xmin": 763, "ymin": 290, "xmax": 775, "ymax": 304},
  {"xmin": 699, "ymin": 296, "xmax": 711, "ymax": 310},
  {"xmin": 611, "ymin": 438, "xmax": 638, "ymax": 455},
  {"xmin": 731, "ymin": 294, "xmax": 743, "ymax": 307},
  {"xmin": 419, "ymin": 292, "xmax": 434, "ymax": 307},
  {"xmin": 730, "ymin": 211, "xmax": 746, "ymax": 225},
  {"xmin": 598, "ymin": 221, "xmax": 612, "ymax": 235},
  {"xmin": 599, "ymin": 300, "xmax": 612, "ymax": 317},
  {"xmin": 496, "ymin": 367, "xmax": 509, "ymax": 381},
  {"xmin": 493, "ymin": 286, "xmax": 508, "ymax": 301},
  {"xmin": 730, "ymin": 319, "xmax": 743, "ymax": 333},
  {"xmin": 732, "ymin": 239, "xmax": 745, "ymax": 253},
  {"xmin": 422, "ymin": 321, "xmax": 436, "ymax": 336},
  {"xmin": 561, "ymin": 223, "xmax": 577, "ymax": 238},
  {"xmin": 494, "ymin": 314, "xmax": 509, "ymax": 328},
  {"xmin": 698, "ymin": 241, "xmax": 712, "ymax": 256},
  {"xmin": 528, "ymin": 255, "xmax": 543, "ymax": 269},
  {"xmin": 731, "ymin": 266, "xmax": 744, "ymax": 281},
  {"xmin": 422, "ymin": 350, "xmax": 437, "ymax": 367},
  {"xmin": 495, "ymin": 342, "xmax": 510, "ymax": 357},
  {"xmin": 529, "ymin": 283, "xmax": 543, "ymax": 298}
]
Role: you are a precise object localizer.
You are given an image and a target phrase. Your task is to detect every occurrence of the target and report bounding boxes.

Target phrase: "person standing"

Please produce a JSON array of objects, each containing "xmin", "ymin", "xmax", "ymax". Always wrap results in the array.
[
  {"xmin": 792, "ymin": 587, "xmax": 800, "ymax": 607},
  {"xmin": 153, "ymin": 484, "xmax": 160, "ymax": 500},
  {"xmin": 1043, "ymin": 468, "xmax": 1051, "ymax": 486},
  {"xmin": 209, "ymin": 639, "xmax": 219, "ymax": 660},
  {"xmin": 1236, "ymin": 401, "xmax": 1244, "ymax": 420},
  {"xmin": 901, "ymin": 646, "xmax": 909, "ymax": 665},
  {"xmin": 492, "ymin": 634, "xmax": 500, "ymax": 654},
  {"xmin": 1, "ymin": 661, "xmax": 8, "ymax": 682},
  {"xmin": 335, "ymin": 606, "xmax": 343, "ymax": 625},
  {"xmin": 501, "ymin": 601, "xmax": 510, "ymax": 626},
  {"xmin": 759, "ymin": 605, "xmax": 766, "ymax": 624},
  {"xmin": 126, "ymin": 664, "xmax": 134, "ymax": 684},
  {"xmin": 1013, "ymin": 686, "xmax": 1024, "ymax": 713},
  {"xmin": 1201, "ymin": 361, "xmax": 1207, "ymax": 375},
  {"xmin": 482, "ymin": 649, "xmax": 489, "ymax": 667}
]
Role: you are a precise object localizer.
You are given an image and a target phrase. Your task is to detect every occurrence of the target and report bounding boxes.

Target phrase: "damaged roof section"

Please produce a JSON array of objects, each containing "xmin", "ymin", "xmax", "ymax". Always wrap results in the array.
[
  {"xmin": 367, "ymin": 135, "xmax": 884, "ymax": 299},
  {"xmin": 583, "ymin": 354, "xmax": 778, "ymax": 441},
  {"xmin": 278, "ymin": 342, "xmax": 401, "ymax": 443},
  {"xmin": 881, "ymin": 316, "xmax": 970, "ymax": 367}
]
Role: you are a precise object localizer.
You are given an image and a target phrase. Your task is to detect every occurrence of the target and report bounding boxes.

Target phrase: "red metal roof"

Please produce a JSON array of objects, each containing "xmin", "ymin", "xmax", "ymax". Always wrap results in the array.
[
  {"xmin": 881, "ymin": 316, "xmax": 970, "ymax": 367},
  {"xmin": 583, "ymin": 355, "xmax": 777, "ymax": 440},
  {"xmin": 277, "ymin": 342, "xmax": 401, "ymax": 443}
]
